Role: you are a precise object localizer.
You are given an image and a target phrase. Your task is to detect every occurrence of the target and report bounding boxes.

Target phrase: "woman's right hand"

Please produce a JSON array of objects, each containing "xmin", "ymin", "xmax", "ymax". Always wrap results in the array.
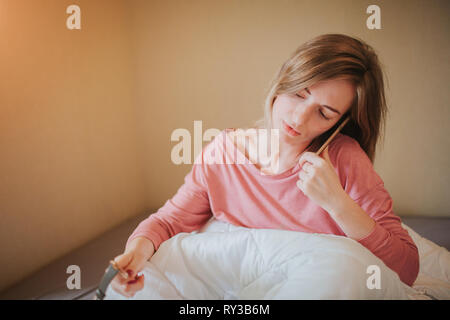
[{"xmin": 110, "ymin": 237, "xmax": 155, "ymax": 298}]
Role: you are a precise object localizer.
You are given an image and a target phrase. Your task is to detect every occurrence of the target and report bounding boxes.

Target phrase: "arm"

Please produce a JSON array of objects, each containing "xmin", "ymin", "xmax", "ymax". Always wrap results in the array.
[
  {"xmin": 328, "ymin": 190, "xmax": 376, "ymax": 241},
  {"xmin": 329, "ymin": 138, "xmax": 420, "ymax": 287},
  {"xmin": 125, "ymin": 236, "xmax": 155, "ymax": 260},
  {"xmin": 126, "ymin": 150, "xmax": 213, "ymax": 252},
  {"xmin": 298, "ymin": 137, "xmax": 419, "ymax": 286},
  {"xmin": 328, "ymin": 184, "xmax": 419, "ymax": 286}
]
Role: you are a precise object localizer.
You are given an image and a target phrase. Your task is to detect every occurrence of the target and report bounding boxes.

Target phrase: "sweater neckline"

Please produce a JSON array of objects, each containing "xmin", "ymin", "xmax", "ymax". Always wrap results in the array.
[{"xmin": 223, "ymin": 128, "xmax": 309, "ymax": 180}]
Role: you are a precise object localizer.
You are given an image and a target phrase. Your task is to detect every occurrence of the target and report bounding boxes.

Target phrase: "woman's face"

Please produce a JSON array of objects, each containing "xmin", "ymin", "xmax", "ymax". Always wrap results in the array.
[{"xmin": 272, "ymin": 78, "xmax": 356, "ymax": 145}]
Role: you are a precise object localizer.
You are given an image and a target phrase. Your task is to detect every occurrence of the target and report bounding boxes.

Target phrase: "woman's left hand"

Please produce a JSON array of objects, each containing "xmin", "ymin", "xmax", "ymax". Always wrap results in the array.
[{"xmin": 296, "ymin": 146, "xmax": 347, "ymax": 214}]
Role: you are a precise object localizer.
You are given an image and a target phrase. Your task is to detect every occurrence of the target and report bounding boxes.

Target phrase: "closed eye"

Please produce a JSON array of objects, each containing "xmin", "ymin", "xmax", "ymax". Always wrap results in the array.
[
  {"xmin": 319, "ymin": 110, "xmax": 330, "ymax": 120},
  {"xmin": 295, "ymin": 93, "xmax": 331, "ymax": 120}
]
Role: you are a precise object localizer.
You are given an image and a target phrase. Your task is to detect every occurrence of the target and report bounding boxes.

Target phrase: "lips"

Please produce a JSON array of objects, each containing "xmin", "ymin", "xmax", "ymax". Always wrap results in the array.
[{"xmin": 282, "ymin": 120, "xmax": 301, "ymax": 136}]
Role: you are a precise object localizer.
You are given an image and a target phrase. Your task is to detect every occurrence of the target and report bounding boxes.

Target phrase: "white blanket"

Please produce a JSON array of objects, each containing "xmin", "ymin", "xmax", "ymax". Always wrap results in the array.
[{"xmin": 105, "ymin": 219, "xmax": 450, "ymax": 300}]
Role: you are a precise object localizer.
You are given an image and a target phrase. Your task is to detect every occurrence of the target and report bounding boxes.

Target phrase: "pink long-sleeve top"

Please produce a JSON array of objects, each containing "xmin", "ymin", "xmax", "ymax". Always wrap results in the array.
[{"xmin": 127, "ymin": 128, "xmax": 419, "ymax": 286}]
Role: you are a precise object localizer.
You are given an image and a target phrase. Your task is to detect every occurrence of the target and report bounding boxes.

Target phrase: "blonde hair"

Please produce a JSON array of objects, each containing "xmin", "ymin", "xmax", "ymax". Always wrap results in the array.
[{"xmin": 251, "ymin": 33, "xmax": 388, "ymax": 163}]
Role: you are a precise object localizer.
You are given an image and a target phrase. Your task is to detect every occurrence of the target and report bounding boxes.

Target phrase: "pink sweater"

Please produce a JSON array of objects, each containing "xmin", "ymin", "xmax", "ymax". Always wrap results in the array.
[{"xmin": 127, "ymin": 128, "xmax": 419, "ymax": 286}]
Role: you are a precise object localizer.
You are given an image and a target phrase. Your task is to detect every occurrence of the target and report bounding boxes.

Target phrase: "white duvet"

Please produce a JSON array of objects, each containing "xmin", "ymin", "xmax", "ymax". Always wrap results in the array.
[{"xmin": 105, "ymin": 218, "xmax": 450, "ymax": 300}]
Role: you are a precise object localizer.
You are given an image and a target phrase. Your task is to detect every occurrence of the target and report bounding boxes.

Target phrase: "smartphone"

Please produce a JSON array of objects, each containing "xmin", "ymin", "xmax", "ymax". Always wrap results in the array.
[{"xmin": 313, "ymin": 115, "xmax": 351, "ymax": 155}]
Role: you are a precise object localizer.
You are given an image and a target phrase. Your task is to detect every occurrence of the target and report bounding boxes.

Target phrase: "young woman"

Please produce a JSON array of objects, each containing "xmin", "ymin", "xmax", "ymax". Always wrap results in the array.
[{"xmin": 110, "ymin": 34, "xmax": 419, "ymax": 297}]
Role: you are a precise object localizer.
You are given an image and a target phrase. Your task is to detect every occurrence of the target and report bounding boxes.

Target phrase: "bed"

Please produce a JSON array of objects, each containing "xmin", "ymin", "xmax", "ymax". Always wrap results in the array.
[
  {"xmin": 104, "ymin": 217, "xmax": 450, "ymax": 300},
  {"xmin": 1, "ymin": 212, "xmax": 449, "ymax": 300}
]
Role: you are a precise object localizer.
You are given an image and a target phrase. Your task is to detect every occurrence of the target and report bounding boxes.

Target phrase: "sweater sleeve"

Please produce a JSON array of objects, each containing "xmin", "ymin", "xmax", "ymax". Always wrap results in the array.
[
  {"xmin": 354, "ymin": 185, "xmax": 419, "ymax": 286},
  {"xmin": 333, "ymin": 136, "xmax": 419, "ymax": 287},
  {"xmin": 126, "ymin": 143, "xmax": 213, "ymax": 251}
]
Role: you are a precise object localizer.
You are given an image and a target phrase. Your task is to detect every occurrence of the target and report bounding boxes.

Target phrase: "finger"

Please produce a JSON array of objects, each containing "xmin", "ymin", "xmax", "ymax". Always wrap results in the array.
[
  {"xmin": 116, "ymin": 270, "xmax": 132, "ymax": 285},
  {"xmin": 124, "ymin": 275, "xmax": 145, "ymax": 295},
  {"xmin": 299, "ymin": 162, "xmax": 314, "ymax": 175},
  {"xmin": 298, "ymin": 160, "xmax": 309, "ymax": 171},
  {"xmin": 111, "ymin": 279, "xmax": 133, "ymax": 298},
  {"xmin": 126, "ymin": 273, "xmax": 144, "ymax": 285},
  {"xmin": 130, "ymin": 274, "xmax": 145, "ymax": 291},
  {"xmin": 115, "ymin": 252, "xmax": 145, "ymax": 281},
  {"xmin": 124, "ymin": 258, "xmax": 146, "ymax": 280},
  {"xmin": 299, "ymin": 152, "xmax": 323, "ymax": 168},
  {"xmin": 302, "ymin": 162, "xmax": 313, "ymax": 173},
  {"xmin": 114, "ymin": 252, "xmax": 133, "ymax": 271},
  {"xmin": 298, "ymin": 170, "xmax": 309, "ymax": 181},
  {"xmin": 110, "ymin": 270, "xmax": 128, "ymax": 286}
]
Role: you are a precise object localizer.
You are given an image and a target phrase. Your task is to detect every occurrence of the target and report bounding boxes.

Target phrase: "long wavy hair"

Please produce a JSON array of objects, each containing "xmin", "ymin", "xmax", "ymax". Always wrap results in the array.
[{"xmin": 251, "ymin": 33, "xmax": 388, "ymax": 163}]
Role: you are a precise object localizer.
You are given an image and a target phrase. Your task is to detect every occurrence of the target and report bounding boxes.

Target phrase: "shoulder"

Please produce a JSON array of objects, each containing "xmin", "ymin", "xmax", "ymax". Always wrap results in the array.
[
  {"xmin": 328, "ymin": 133, "xmax": 370, "ymax": 165},
  {"xmin": 328, "ymin": 133, "xmax": 384, "ymax": 196},
  {"xmin": 328, "ymin": 133, "xmax": 360, "ymax": 152},
  {"xmin": 195, "ymin": 128, "xmax": 240, "ymax": 165}
]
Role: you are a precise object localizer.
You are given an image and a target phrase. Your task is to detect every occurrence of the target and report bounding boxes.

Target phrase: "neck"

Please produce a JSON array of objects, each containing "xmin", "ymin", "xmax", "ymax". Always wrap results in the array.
[{"xmin": 262, "ymin": 129, "xmax": 314, "ymax": 173}]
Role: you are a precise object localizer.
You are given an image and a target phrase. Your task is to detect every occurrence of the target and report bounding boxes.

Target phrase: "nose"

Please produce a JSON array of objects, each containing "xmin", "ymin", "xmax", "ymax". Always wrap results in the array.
[{"xmin": 292, "ymin": 103, "xmax": 314, "ymax": 128}]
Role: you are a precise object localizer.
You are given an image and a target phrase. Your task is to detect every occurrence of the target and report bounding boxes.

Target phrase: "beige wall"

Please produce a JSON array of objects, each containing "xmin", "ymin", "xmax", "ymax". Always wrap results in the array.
[
  {"xmin": 0, "ymin": 0, "xmax": 147, "ymax": 292},
  {"xmin": 131, "ymin": 0, "xmax": 450, "ymax": 217},
  {"xmin": 0, "ymin": 0, "xmax": 449, "ymax": 292}
]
